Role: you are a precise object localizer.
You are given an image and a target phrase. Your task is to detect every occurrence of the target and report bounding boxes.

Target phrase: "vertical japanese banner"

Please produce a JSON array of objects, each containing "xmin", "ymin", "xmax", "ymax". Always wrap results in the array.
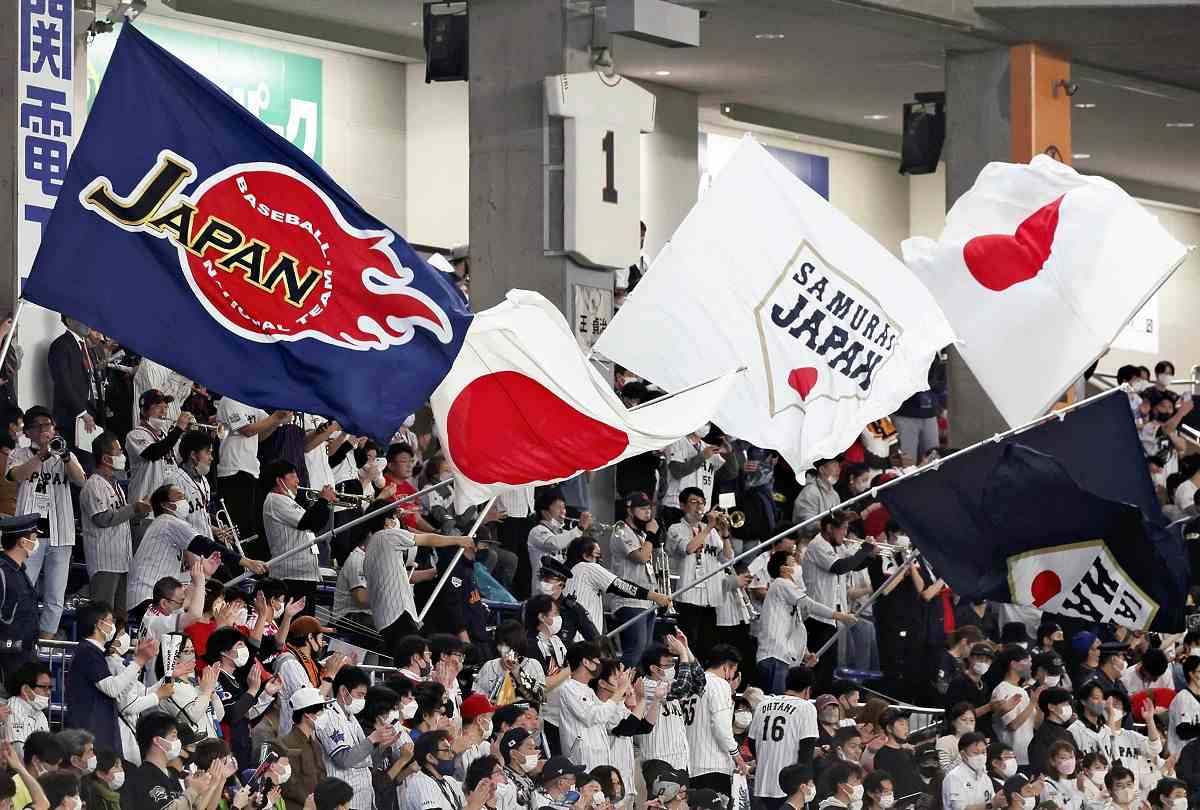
[
  {"xmin": 17, "ymin": 0, "xmax": 76, "ymax": 408},
  {"xmin": 572, "ymin": 284, "xmax": 612, "ymax": 354}
]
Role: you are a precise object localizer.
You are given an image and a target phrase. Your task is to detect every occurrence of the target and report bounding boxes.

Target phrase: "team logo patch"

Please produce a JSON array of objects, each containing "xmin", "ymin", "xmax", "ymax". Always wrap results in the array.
[
  {"xmin": 79, "ymin": 149, "xmax": 453, "ymax": 351},
  {"xmin": 1007, "ymin": 539, "xmax": 1158, "ymax": 629},
  {"xmin": 754, "ymin": 240, "xmax": 902, "ymax": 416}
]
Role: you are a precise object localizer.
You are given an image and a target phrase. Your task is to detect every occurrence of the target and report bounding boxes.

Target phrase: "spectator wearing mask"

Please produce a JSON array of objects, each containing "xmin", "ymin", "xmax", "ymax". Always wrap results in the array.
[
  {"xmin": 6, "ymin": 662, "xmax": 51, "ymax": 757},
  {"xmin": 455, "ymin": 693, "xmax": 496, "ymax": 780},
  {"xmin": 687, "ymin": 645, "xmax": 748, "ymax": 796},
  {"xmin": 215, "ymin": 397, "xmax": 288, "ymax": 542},
  {"xmin": 779, "ymin": 763, "xmax": 817, "ymax": 810},
  {"xmin": 317, "ymin": 666, "xmax": 400, "ymax": 810},
  {"xmin": 557, "ymin": 640, "xmax": 632, "ymax": 771},
  {"xmin": 608, "ymin": 492, "xmax": 661, "ymax": 668},
  {"xmin": 860, "ymin": 770, "xmax": 894, "ymax": 810},
  {"xmin": 1078, "ymin": 751, "xmax": 1111, "ymax": 809},
  {"xmin": 80, "ymin": 431, "xmax": 148, "ymax": 616},
  {"xmin": 1121, "ymin": 647, "xmax": 1172, "ymax": 695},
  {"xmin": 564, "ymin": 536, "xmax": 669, "ymax": 641},
  {"xmin": 531, "ymin": 755, "xmax": 592, "ymax": 810},
  {"xmin": 281, "ymin": 686, "xmax": 333, "ymax": 810},
  {"xmin": 1032, "ymin": 651, "xmax": 1068, "ymax": 695},
  {"xmin": 37, "ymin": 771, "xmax": 82, "ymax": 810},
  {"xmin": 396, "ymin": 635, "xmax": 433, "ymax": 684},
  {"xmin": 1028, "ymin": 687, "xmax": 1077, "ymax": 777},
  {"xmin": 667, "ymin": 488, "xmax": 734, "ymax": 645},
  {"xmin": 1148, "ymin": 778, "xmax": 1189, "ymax": 810},
  {"xmin": 1168, "ymin": 655, "xmax": 1200, "ymax": 757},
  {"xmin": 474, "ymin": 620, "xmax": 547, "ymax": 708},
  {"xmin": 53, "ymin": 729, "xmax": 94, "ymax": 780},
  {"xmin": 801, "ymin": 512, "xmax": 873, "ymax": 691},
  {"xmin": 64, "ymin": 601, "xmax": 157, "ymax": 756},
  {"xmin": 1082, "ymin": 645, "xmax": 1131, "ymax": 696},
  {"xmin": 261, "ymin": 460, "xmax": 334, "ymax": 614},
  {"xmin": 125, "ymin": 390, "xmax": 190, "ymax": 505},
  {"xmin": 6, "ymin": 406, "xmax": 86, "ymax": 640},
  {"xmin": 936, "ymin": 627, "xmax": 986, "ymax": 700},
  {"xmin": 871, "ymin": 709, "xmax": 924, "ymax": 799},
  {"xmin": 1103, "ymin": 689, "xmax": 1162, "ymax": 797},
  {"xmin": 80, "ymin": 748, "xmax": 123, "ymax": 810},
  {"xmin": 1070, "ymin": 683, "xmax": 1111, "ymax": 755},
  {"xmin": 635, "ymin": 633, "xmax": 706, "ymax": 785},
  {"xmin": 937, "ymin": 703, "xmax": 978, "ymax": 772},
  {"xmin": 1040, "ymin": 740, "xmax": 1083, "ymax": 810},
  {"xmin": 527, "ymin": 492, "xmax": 593, "ymax": 577},
  {"xmin": 1104, "ymin": 766, "xmax": 1141, "ymax": 810},
  {"xmin": 815, "ymin": 696, "xmax": 844, "ymax": 748},
  {"xmin": 463, "ymin": 756, "xmax": 506, "ymax": 810},
  {"xmin": 403, "ymin": 730, "xmax": 490, "ymax": 810},
  {"xmin": 1072, "ymin": 632, "xmax": 1103, "ymax": 688},
  {"xmin": 524, "ymin": 594, "xmax": 571, "ymax": 755},
  {"xmin": 987, "ymin": 742, "xmax": 1017, "ymax": 794},
  {"xmin": 135, "ymin": 569, "xmax": 204, "ymax": 670},
  {"xmin": 499, "ymin": 728, "xmax": 543, "ymax": 810},
  {"xmin": 202, "ymin": 626, "xmax": 267, "ymax": 768},
  {"xmin": 1001, "ymin": 774, "xmax": 1043, "ymax": 810},
  {"xmin": 122, "ymin": 711, "xmax": 185, "ymax": 810},
  {"xmin": 815, "ymin": 760, "xmax": 864, "ymax": 810},
  {"xmin": 990, "ymin": 646, "xmax": 1038, "ymax": 767},
  {"xmin": 592, "ymin": 659, "xmax": 656, "ymax": 806},
  {"xmin": 275, "ymin": 616, "xmax": 346, "ymax": 736},
  {"xmin": 792, "ymin": 459, "xmax": 842, "ymax": 526},
  {"xmin": 536, "ymin": 557, "xmax": 599, "ymax": 648}
]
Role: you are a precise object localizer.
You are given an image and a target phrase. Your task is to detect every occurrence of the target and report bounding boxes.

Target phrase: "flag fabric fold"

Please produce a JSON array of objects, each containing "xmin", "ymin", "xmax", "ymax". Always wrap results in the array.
[
  {"xmin": 23, "ymin": 24, "xmax": 472, "ymax": 440},
  {"xmin": 902, "ymin": 155, "xmax": 1188, "ymax": 427},
  {"xmin": 431, "ymin": 290, "xmax": 737, "ymax": 509},
  {"xmin": 594, "ymin": 136, "xmax": 956, "ymax": 471},
  {"xmin": 878, "ymin": 392, "xmax": 1183, "ymax": 631}
]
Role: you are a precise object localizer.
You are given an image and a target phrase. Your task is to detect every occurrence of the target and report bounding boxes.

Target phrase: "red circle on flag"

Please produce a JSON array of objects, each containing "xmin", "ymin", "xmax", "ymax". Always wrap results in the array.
[
  {"xmin": 446, "ymin": 371, "xmax": 630, "ymax": 484},
  {"xmin": 1030, "ymin": 570, "xmax": 1062, "ymax": 607}
]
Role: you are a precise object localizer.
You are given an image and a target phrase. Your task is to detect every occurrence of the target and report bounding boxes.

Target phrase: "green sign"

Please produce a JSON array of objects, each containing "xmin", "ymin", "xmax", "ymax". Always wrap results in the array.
[{"xmin": 88, "ymin": 22, "xmax": 323, "ymax": 164}]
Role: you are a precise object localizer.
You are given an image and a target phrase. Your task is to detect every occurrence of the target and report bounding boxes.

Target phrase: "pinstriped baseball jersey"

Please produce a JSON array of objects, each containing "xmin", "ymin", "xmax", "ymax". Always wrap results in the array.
[
  {"xmin": 80, "ymin": 472, "xmax": 133, "ymax": 575},
  {"xmin": 263, "ymin": 492, "xmax": 320, "ymax": 581},
  {"xmin": 162, "ymin": 465, "xmax": 213, "ymax": 540},
  {"xmin": 667, "ymin": 519, "xmax": 728, "ymax": 607},
  {"xmin": 126, "ymin": 514, "xmax": 195, "ymax": 607},
  {"xmin": 564, "ymin": 561, "xmax": 616, "ymax": 635},
  {"xmin": 364, "ymin": 527, "xmax": 418, "ymax": 630},
  {"xmin": 7, "ymin": 447, "xmax": 75, "ymax": 546},
  {"xmin": 215, "ymin": 397, "xmax": 265, "ymax": 478},
  {"xmin": 685, "ymin": 671, "xmax": 739, "ymax": 776},
  {"xmin": 750, "ymin": 695, "xmax": 817, "ymax": 798},
  {"xmin": 316, "ymin": 701, "xmax": 373, "ymax": 809},
  {"xmin": 635, "ymin": 662, "xmax": 707, "ymax": 770},
  {"xmin": 126, "ymin": 423, "xmax": 179, "ymax": 504}
]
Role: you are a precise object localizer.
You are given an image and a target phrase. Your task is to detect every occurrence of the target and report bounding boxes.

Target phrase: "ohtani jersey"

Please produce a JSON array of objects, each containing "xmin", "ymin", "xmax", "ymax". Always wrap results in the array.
[
  {"xmin": 750, "ymin": 695, "xmax": 817, "ymax": 798},
  {"xmin": 162, "ymin": 465, "xmax": 213, "ymax": 540},
  {"xmin": 683, "ymin": 671, "xmax": 739, "ymax": 777},
  {"xmin": 634, "ymin": 662, "xmax": 706, "ymax": 769}
]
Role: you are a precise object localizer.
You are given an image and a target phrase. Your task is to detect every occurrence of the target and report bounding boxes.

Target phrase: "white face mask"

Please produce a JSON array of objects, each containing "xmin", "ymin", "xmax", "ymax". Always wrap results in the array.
[
  {"xmin": 849, "ymin": 784, "xmax": 864, "ymax": 803},
  {"xmin": 522, "ymin": 753, "xmax": 539, "ymax": 771},
  {"xmin": 547, "ymin": 615, "xmax": 562, "ymax": 635},
  {"xmin": 62, "ymin": 797, "xmax": 82, "ymax": 810},
  {"xmin": 1057, "ymin": 706, "xmax": 1073, "ymax": 724},
  {"xmin": 109, "ymin": 454, "xmax": 126, "ymax": 471},
  {"xmin": 1110, "ymin": 707, "xmax": 1125, "ymax": 724},
  {"xmin": 149, "ymin": 416, "xmax": 170, "ymax": 432},
  {"xmin": 1021, "ymin": 797, "xmax": 1035, "ymax": 810},
  {"xmin": 1043, "ymin": 674, "xmax": 1061, "ymax": 687},
  {"xmin": 232, "ymin": 646, "xmax": 250, "ymax": 668},
  {"xmin": 195, "ymin": 461, "xmax": 211, "ymax": 477},
  {"xmin": 31, "ymin": 694, "xmax": 50, "ymax": 712},
  {"xmin": 1172, "ymin": 800, "xmax": 1188, "ymax": 810},
  {"xmin": 101, "ymin": 621, "xmax": 116, "ymax": 643},
  {"xmin": 660, "ymin": 666, "xmax": 676, "ymax": 682},
  {"xmin": 24, "ymin": 537, "xmax": 39, "ymax": 556},
  {"xmin": 734, "ymin": 710, "xmax": 753, "ymax": 729},
  {"xmin": 1088, "ymin": 770, "xmax": 1107, "ymax": 787},
  {"xmin": 276, "ymin": 765, "xmax": 291, "ymax": 784},
  {"xmin": 273, "ymin": 604, "xmax": 285, "ymax": 620},
  {"xmin": 82, "ymin": 755, "xmax": 97, "ymax": 774},
  {"xmin": 879, "ymin": 794, "xmax": 894, "ymax": 809},
  {"xmin": 109, "ymin": 770, "xmax": 126, "ymax": 790},
  {"xmin": 233, "ymin": 608, "xmax": 249, "ymax": 626},
  {"xmin": 1001, "ymin": 759, "xmax": 1018, "ymax": 778},
  {"xmin": 113, "ymin": 633, "xmax": 131, "ymax": 656},
  {"xmin": 1114, "ymin": 787, "xmax": 1135, "ymax": 805},
  {"xmin": 479, "ymin": 717, "xmax": 493, "ymax": 738},
  {"xmin": 954, "ymin": 721, "xmax": 975, "ymax": 736},
  {"xmin": 160, "ymin": 737, "xmax": 183, "ymax": 759},
  {"xmin": 346, "ymin": 696, "xmax": 366, "ymax": 715},
  {"xmin": 537, "ymin": 580, "xmax": 559, "ymax": 597},
  {"xmin": 402, "ymin": 701, "xmax": 418, "ymax": 720},
  {"xmin": 971, "ymin": 661, "xmax": 989, "ymax": 676},
  {"xmin": 965, "ymin": 753, "xmax": 986, "ymax": 773},
  {"xmin": 802, "ymin": 785, "xmax": 817, "ymax": 804}
]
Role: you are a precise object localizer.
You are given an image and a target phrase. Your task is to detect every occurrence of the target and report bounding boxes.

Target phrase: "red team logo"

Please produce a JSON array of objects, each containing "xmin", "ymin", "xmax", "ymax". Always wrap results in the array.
[{"xmin": 79, "ymin": 150, "xmax": 453, "ymax": 350}]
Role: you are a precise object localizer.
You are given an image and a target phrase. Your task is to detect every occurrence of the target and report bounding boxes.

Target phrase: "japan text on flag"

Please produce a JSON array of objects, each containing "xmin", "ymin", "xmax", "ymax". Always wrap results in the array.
[
  {"xmin": 902, "ymin": 155, "xmax": 1189, "ymax": 427},
  {"xmin": 593, "ymin": 136, "xmax": 955, "ymax": 471},
  {"xmin": 431, "ymin": 290, "xmax": 736, "ymax": 509}
]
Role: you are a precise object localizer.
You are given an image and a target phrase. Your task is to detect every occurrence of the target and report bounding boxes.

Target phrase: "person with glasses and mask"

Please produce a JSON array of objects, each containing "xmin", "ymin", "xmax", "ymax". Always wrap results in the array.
[
  {"xmin": 608, "ymin": 492, "xmax": 662, "ymax": 669},
  {"xmin": 6, "ymin": 662, "xmax": 51, "ymax": 759},
  {"xmin": 564, "ymin": 537, "xmax": 670, "ymax": 639},
  {"xmin": 64, "ymin": 601, "xmax": 158, "ymax": 758},
  {"xmin": 81, "ymin": 431, "xmax": 149, "ymax": 618},
  {"xmin": 531, "ymin": 756, "xmax": 589, "ymax": 810},
  {"xmin": 404, "ymin": 730, "xmax": 493, "ymax": 810}
]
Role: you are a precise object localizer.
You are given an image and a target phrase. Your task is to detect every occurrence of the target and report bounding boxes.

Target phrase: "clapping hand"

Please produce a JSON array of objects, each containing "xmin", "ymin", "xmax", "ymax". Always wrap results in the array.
[{"xmin": 284, "ymin": 597, "xmax": 306, "ymax": 619}]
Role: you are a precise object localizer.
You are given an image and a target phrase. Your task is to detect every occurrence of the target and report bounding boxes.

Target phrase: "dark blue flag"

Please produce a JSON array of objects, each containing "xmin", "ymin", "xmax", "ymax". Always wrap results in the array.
[
  {"xmin": 879, "ymin": 391, "xmax": 1186, "ymax": 630},
  {"xmin": 24, "ymin": 24, "xmax": 472, "ymax": 439}
]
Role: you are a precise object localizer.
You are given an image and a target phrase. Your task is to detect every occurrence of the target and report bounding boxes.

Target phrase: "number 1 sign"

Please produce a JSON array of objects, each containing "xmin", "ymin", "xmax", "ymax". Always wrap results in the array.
[{"xmin": 545, "ymin": 73, "xmax": 656, "ymax": 269}]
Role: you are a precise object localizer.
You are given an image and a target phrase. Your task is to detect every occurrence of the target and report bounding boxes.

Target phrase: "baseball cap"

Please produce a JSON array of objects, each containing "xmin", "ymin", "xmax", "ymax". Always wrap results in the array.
[
  {"xmin": 461, "ymin": 693, "xmax": 497, "ymax": 722},
  {"xmin": 1004, "ymin": 774, "xmax": 1033, "ymax": 795},
  {"xmin": 625, "ymin": 491, "xmax": 652, "ymax": 509},
  {"xmin": 499, "ymin": 728, "xmax": 531, "ymax": 764},
  {"xmin": 138, "ymin": 388, "xmax": 176, "ymax": 411},
  {"xmin": 969, "ymin": 643, "xmax": 995, "ymax": 659},
  {"xmin": 1032, "ymin": 651, "xmax": 1064, "ymax": 674},
  {"xmin": 540, "ymin": 756, "xmax": 585, "ymax": 785},
  {"xmin": 0, "ymin": 514, "xmax": 39, "ymax": 539},
  {"xmin": 538, "ymin": 556, "xmax": 572, "ymax": 581},
  {"xmin": 814, "ymin": 694, "xmax": 838, "ymax": 713},
  {"xmin": 289, "ymin": 686, "xmax": 332, "ymax": 713},
  {"xmin": 288, "ymin": 615, "xmax": 333, "ymax": 641}
]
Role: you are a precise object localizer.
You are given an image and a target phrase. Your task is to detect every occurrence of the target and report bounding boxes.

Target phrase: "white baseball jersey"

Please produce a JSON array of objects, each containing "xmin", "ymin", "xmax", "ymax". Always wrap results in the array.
[
  {"xmin": 131, "ymin": 359, "xmax": 191, "ymax": 426},
  {"xmin": 663, "ymin": 438, "xmax": 720, "ymax": 508},
  {"xmin": 1169, "ymin": 687, "xmax": 1200, "ymax": 755},
  {"xmin": 527, "ymin": 520, "xmax": 581, "ymax": 576},
  {"xmin": 754, "ymin": 578, "xmax": 834, "ymax": 665},
  {"xmin": 564, "ymin": 561, "xmax": 617, "ymax": 635},
  {"xmin": 557, "ymin": 678, "xmax": 627, "ymax": 769},
  {"xmin": 635, "ymin": 664, "xmax": 706, "ymax": 770},
  {"xmin": 162, "ymin": 465, "xmax": 213, "ymax": 540},
  {"xmin": 303, "ymin": 416, "xmax": 337, "ymax": 490},
  {"xmin": 7, "ymin": 447, "xmax": 75, "ymax": 546},
  {"xmin": 125, "ymin": 423, "xmax": 179, "ymax": 504},
  {"xmin": 333, "ymin": 546, "xmax": 368, "ymax": 621},
  {"xmin": 1100, "ymin": 725, "xmax": 1163, "ymax": 797},
  {"xmin": 496, "ymin": 486, "xmax": 535, "ymax": 519},
  {"xmin": 715, "ymin": 572, "xmax": 754, "ymax": 628},
  {"xmin": 991, "ymin": 680, "xmax": 1034, "ymax": 765},
  {"xmin": 942, "ymin": 761, "xmax": 994, "ymax": 810},
  {"xmin": 80, "ymin": 472, "xmax": 134, "ymax": 575},
  {"xmin": 607, "ymin": 522, "xmax": 654, "ymax": 612},
  {"xmin": 685, "ymin": 671, "xmax": 738, "ymax": 776},
  {"xmin": 263, "ymin": 492, "xmax": 320, "ymax": 581},
  {"xmin": 316, "ymin": 701, "xmax": 373, "ymax": 810},
  {"xmin": 750, "ymin": 695, "xmax": 817, "ymax": 798},
  {"xmin": 127, "ymin": 514, "xmax": 196, "ymax": 607},
  {"xmin": 365, "ymin": 527, "xmax": 419, "ymax": 630},
  {"xmin": 215, "ymin": 397, "xmax": 266, "ymax": 478},
  {"xmin": 800, "ymin": 537, "xmax": 850, "ymax": 627},
  {"xmin": 402, "ymin": 770, "xmax": 466, "ymax": 810},
  {"xmin": 667, "ymin": 519, "xmax": 728, "ymax": 607},
  {"xmin": 5, "ymin": 695, "xmax": 49, "ymax": 754}
]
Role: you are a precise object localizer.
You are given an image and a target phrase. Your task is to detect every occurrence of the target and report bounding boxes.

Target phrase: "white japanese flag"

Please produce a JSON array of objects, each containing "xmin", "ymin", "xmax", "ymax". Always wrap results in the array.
[
  {"xmin": 903, "ymin": 155, "xmax": 1189, "ymax": 427},
  {"xmin": 593, "ymin": 136, "xmax": 956, "ymax": 471},
  {"xmin": 432, "ymin": 290, "xmax": 736, "ymax": 508}
]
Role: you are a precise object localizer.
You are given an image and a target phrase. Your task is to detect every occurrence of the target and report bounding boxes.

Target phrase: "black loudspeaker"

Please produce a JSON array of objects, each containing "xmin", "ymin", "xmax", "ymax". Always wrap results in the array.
[
  {"xmin": 424, "ymin": 3, "xmax": 468, "ymax": 83},
  {"xmin": 899, "ymin": 98, "xmax": 945, "ymax": 176}
]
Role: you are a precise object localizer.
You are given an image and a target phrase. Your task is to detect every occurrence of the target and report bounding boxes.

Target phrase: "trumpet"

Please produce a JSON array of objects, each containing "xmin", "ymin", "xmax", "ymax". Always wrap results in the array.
[
  {"xmin": 710, "ymin": 508, "xmax": 746, "ymax": 533},
  {"xmin": 842, "ymin": 537, "xmax": 910, "ymax": 560},
  {"xmin": 734, "ymin": 579, "xmax": 760, "ymax": 623},
  {"xmin": 213, "ymin": 498, "xmax": 245, "ymax": 555},
  {"xmin": 188, "ymin": 422, "xmax": 219, "ymax": 433},
  {"xmin": 651, "ymin": 541, "xmax": 677, "ymax": 616},
  {"xmin": 563, "ymin": 517, "xmax": 615, "ymax": 532},
  {"xmin": 297, "ymin": 487, "xmax": 373, "ymax": 509},
  {"xmin": 47, "ymin": 436, "xmax": 68, "ymax": 456}
]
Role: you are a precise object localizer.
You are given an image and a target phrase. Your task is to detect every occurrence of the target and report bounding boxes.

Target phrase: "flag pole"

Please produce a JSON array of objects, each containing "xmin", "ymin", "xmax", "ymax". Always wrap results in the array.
[
  {"xmin": 811, "ymin": 551, "xmax": 920, "ymax": 660},
  {"xmin": 0, "ymin": 299, "xmax": 27, "ymax": 377},
  {"xmin": 606, "ymin": 384, "xmax": 1128, "ymax": 639},
  {"xmin": 224, "ymin": 479, "xmax": 453, "ymax": 588},
  {"xmin": 414, "ymin": 495, "xmax": 498, "ymax": 627},
  {"xmin": 626, "ymin": 367, "xmax": 747, "ymax": 413}
]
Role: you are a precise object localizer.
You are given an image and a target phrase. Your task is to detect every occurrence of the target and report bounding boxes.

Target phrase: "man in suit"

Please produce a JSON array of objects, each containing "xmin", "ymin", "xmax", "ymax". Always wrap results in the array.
[{"xmin": 48, "ymin": 316, "xmax": 100, "ymax": 453}]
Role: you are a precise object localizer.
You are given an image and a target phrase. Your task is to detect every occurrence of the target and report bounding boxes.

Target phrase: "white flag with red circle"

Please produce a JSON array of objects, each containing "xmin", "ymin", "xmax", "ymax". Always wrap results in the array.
[
  {"xmin": 903, "ymin": 155, "xmax": 1189, "ymax": 427},
  {"xmin": 431, "ymin": 290, "xmax": 737, "ymax": 508}
]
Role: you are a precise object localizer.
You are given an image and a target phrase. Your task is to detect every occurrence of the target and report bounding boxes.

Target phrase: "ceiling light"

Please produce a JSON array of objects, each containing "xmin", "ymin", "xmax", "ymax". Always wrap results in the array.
[
  {"xmin": 863, "ymin": 114, "xmax": 889, "ymax": 121},
  {"xmin": 1166, "ymin": 122, "xmax": 1196, "ymax": 128},
  {"xmin": 654, "ymin": 70, "xmax": 671, "ymax": 76},
  {"xmin": 410, "ymin": 21, "xmax": 421, "ymax": 27},
  {"xmin": 754, "ymin": 33, "xmax": 785, "ymax": 40},
  {"xmin": 1073, "ymin": 103, "xmax": 1096, "ymax": 109},
  {"xmin": 723, "ymin": 106, "xmax": 731, "ymax": 113},
  {"xmin": 1072, "ymin": 153, "xmax": 1091, "ymax": 159}
]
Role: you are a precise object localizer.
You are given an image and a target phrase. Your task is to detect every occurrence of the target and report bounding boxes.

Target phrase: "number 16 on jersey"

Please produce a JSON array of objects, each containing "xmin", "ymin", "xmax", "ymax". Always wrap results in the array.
[{"xmin": 544, "ymin": 72, "xmax": 656, "ymax": 270}]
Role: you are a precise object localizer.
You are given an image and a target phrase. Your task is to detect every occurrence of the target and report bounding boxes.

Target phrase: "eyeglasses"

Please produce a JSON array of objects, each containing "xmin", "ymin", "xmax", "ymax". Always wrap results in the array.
[{"xmin": 33, "ymin": 682, "xmax": 52, "ymax": 693}]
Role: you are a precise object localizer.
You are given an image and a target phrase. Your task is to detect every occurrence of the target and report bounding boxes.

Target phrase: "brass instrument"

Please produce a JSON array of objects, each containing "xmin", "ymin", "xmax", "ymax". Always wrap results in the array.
[
  {"xmin": 213, "ymin": 498, "xmax": 245, "ymax": 555},
  {"xmin": 733, "ymin": 576, "xmax": 760, "ymax": 624},
  {"xmin": 842, "ymin": 536, "xmax": 909, "ymax": 560},
  {"xmin": 47, "ymin": 436, "xmax": 68, "ymax": 456},
  {"xmin": 651, "ymin": 540, "xmax": 677, "ymax": 615},
  {"xmin": 563, "ymin": 517, "xmax": 615, "ymax": 532},
  {"xmin": 297, "ymin": 487, "xmax": 373, "ymax": 509}
]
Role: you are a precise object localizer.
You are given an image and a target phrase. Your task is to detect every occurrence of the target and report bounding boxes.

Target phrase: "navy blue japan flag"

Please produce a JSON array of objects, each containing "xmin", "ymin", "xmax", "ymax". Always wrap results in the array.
[
  {"xmin": 879, "ymin": 392, "xmax": 1187, "ymax": 631},
  {"xmin": 24, "ymin": 24, "xmax": 472, "ymax": 440}
]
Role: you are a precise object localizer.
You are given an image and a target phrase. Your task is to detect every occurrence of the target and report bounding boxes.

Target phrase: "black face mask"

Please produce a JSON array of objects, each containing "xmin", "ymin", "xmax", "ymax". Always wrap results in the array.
[
  {"xmin": 631, "ymin": 515, "xmax": 651, "ymax": 531},
  {"xmin": 1155, "ymin": 411, "xmax": 1173, "ymax": 423}
]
